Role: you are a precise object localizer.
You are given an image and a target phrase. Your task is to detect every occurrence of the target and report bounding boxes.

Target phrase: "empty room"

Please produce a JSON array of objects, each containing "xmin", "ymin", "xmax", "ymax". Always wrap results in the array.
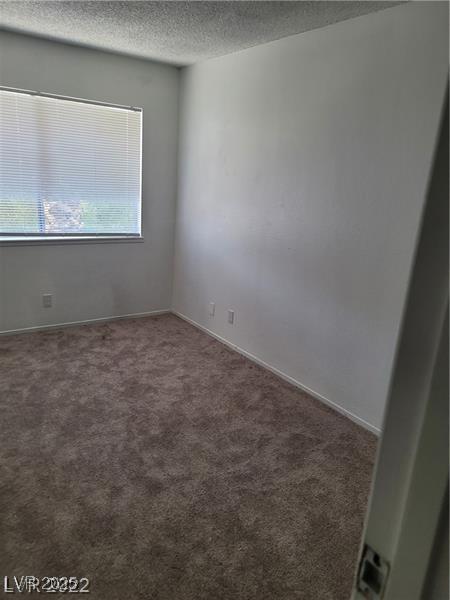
[{"xmin": 0, "ymin": 2, "xmax": 448, "ymax": 599}]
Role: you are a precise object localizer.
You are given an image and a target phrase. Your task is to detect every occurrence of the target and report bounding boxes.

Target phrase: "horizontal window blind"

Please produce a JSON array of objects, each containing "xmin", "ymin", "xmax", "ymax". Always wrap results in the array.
[{"xmin": 0, "ymin": 88, "xmax": 142, "ymax": 237}]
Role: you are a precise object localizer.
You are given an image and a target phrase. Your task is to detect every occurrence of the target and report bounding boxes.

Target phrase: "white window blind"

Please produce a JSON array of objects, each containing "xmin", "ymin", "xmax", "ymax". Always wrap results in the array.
[{"xmin": 0, "ymin": 88, "xmax": 142, "ymax": 238}]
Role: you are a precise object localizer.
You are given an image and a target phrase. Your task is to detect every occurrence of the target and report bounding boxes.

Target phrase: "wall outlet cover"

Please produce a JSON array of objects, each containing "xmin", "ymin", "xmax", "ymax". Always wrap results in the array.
[{"xmin": 42, "ymin": 294, "xmax": 53, "ymax": 308}]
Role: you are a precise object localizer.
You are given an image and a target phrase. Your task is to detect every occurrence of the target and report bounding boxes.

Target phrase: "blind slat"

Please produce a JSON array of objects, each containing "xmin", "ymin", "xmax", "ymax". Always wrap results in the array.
[{"xmin": 0, "ymin": 89, "xmax": 142, "ymax": 236}]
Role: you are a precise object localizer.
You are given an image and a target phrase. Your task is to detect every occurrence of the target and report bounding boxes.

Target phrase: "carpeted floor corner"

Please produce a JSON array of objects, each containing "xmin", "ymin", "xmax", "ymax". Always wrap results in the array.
[{"xmin": 0, "ymin": 314, "xmax": 377, "ymax": 599}]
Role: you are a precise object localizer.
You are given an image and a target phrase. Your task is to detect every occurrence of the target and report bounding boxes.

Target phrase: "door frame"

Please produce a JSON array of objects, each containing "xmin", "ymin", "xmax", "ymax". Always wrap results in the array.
[{"xmin": 352, "ymin": 89, "xmax": 449, "ymax": 600}]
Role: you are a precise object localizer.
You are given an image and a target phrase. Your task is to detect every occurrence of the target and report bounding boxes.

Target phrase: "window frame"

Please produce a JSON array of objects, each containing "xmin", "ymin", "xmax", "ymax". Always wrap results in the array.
[{"xmin": 0, "ymin": 86, "xmax": 144, "ymax": 245}]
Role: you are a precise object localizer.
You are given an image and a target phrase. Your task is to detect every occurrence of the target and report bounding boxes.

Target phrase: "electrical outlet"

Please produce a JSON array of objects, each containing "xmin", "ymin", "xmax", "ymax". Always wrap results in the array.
[
  {"xmin": 42, "ymin": 294, "xmax": 52, "ymax": 308},
  {"xmin": 209, "ymin": 302, "xmax": 215, "ymax": 316},
  {"xmin": 227, "ymin": 309, "xmax": 234, "ymax": 324}
]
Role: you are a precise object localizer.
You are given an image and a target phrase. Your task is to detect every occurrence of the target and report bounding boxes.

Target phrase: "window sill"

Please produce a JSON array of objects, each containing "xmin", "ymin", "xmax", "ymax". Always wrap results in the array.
[{"xmin": 0, "ymin": 236, "xmax": 144, "ymax": 247}]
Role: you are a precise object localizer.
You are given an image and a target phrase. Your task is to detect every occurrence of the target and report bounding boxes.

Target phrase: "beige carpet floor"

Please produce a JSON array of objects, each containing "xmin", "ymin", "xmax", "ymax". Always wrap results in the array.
[{"xmin": 0, "ymin": 314, "xmax": 377, "ymax": 599}]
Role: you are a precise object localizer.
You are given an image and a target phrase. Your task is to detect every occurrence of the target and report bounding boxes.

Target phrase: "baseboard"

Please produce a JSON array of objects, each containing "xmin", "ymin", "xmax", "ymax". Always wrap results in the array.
[
  {"xmin": 173, "ymin": 310, "xmax": 381, "ymax": 437},
  {"xmin": 0, "ymin": 309, "xmax": 171, "ymax": 336}
]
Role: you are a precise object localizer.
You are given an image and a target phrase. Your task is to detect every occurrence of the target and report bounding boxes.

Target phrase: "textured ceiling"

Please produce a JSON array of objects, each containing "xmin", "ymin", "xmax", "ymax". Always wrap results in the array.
[{"xmin": 0, "ymin": 1, "xmax": 403, "ymax": 66}]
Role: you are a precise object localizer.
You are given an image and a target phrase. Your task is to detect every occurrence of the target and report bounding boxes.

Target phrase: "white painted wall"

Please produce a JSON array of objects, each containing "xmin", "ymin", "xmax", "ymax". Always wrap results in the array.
[
  {"xmin": 172, "ymin": 2, "xmax": 448, "ymax": 432},
  {"xmin": 0, "ymin": 32, "xmax": 179, "ymax": 332}
]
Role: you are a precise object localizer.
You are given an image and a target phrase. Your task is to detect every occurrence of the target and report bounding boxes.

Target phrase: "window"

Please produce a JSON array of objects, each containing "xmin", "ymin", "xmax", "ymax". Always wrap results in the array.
[{"xmin": 0, "ymin": 88, "xmax": 142, "ymax": 241}]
